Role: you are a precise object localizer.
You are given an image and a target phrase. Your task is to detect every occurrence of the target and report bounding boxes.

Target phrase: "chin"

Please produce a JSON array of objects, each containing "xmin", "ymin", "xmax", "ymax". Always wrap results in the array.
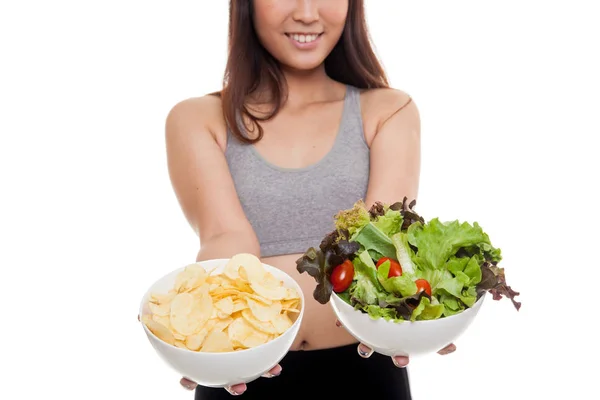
[{"xmin": 279, "ymin": 54, "xmax": 328, "ymax": 73}]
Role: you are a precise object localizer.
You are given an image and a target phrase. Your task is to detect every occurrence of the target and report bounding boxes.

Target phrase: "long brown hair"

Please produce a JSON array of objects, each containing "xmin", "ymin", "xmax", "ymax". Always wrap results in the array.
[{"xmin": 220, "ymin": 0, "xmax": 389, "ymax": 144}]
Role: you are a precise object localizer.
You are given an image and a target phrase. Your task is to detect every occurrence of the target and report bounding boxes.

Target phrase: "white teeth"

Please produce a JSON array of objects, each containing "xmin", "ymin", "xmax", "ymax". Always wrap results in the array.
[{"xmin": 291, "ymin": 34, "xmax": 318, "ymax": 43}]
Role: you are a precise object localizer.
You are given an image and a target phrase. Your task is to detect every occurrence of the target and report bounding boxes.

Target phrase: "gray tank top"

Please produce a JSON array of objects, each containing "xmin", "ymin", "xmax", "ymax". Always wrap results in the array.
[{"xmin": 225, "ymin": 84, "xmax": 370, "ymax": 257}]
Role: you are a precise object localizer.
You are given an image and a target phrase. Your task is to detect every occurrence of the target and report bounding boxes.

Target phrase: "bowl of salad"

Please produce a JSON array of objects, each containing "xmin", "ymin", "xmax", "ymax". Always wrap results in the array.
[{"xmin": 296, "ymin": 198, "xmax": 521, "ymax": 357}]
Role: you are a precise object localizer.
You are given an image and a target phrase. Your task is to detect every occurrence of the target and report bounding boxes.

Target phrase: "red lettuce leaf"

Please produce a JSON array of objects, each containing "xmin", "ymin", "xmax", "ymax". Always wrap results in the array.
[
  {"xmin": 352, "ymin": 291, "xmax": 431, "ymax": 321},
  {"xmin": 389, "ymin": 196, "xmax": 425, "ymax": 231},
  {"xmin": 368, "ymin": 201, "xmax": 386, "ymax": 218},
  {"xmin": 381, "ymin": 291, "xmax": 432, "ymax": 320},
  {"xmin": 477, "ymin": 262, "xmax": 521, "ymax": 310},
  {"xmin": 296, "ymin": 230, "xmax": 360, "ymax": 304}
]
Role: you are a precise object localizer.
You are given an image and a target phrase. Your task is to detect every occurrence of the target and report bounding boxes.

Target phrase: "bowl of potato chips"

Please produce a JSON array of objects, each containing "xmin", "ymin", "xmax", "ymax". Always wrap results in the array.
[{"xmin": 139, "ymin": 253, "xmax": 304, "ymax": 388}]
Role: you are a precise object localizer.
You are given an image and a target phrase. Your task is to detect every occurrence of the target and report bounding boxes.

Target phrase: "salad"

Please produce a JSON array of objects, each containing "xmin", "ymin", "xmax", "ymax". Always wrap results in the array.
[{"xmin": 296, "ymin": 198, "xmax": 521, "ymax": 322}]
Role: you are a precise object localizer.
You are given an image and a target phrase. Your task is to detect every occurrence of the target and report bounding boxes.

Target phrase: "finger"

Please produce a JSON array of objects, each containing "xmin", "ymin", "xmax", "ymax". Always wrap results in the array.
[
  {"xmin": 357, "ymin": 343, "xmax": 373, "ymax": 358},
  {"xmin": 335, "ymin": 319, "xmax": 342, "ymax": 327},
  {"xmin": 225, "ymin": 383, "xmax": 246, "ymax": 396},
  {"xmin": 137, "ymin": 314, "xmax": 140, "ymax": 322},
  {"xmin": 180, "ymin": 377, "xmax": 197, "ymax": 391},
  {"xmin": 391, "ymin": 355, "xmax": 409, "ymax": 368},
  {"xmin": 261, "ymin": 364, "xmax": 282, "ymax": 378},
  {"xmin": 437, "ymin": 343, "xmax": 457, "ymax": 355}
]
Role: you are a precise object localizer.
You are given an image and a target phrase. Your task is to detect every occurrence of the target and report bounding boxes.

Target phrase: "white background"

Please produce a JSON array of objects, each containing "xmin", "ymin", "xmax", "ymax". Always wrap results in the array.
[{"xmin": 1, "ymin": 1, "xmax": 598, "ymax": 399}]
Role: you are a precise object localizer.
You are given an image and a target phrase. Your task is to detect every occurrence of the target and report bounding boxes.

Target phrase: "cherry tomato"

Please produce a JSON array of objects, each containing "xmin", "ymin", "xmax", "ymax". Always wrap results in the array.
[
  {"xmin": 330, "ymin": 259, "xmax": 355, "ymax": 293},
  {"xmin": 375, "ymin": 257, "xmax": 403, "ymax": 277},
  {"xmin": 415, "ymin": 279, "xmax": 432, "ymax": 296}
]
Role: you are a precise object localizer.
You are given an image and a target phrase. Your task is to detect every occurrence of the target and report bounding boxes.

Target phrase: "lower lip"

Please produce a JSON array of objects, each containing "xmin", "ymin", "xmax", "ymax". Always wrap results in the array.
[{"xmin": 286, "ymin": 34, "xmax": 322, "ymax": 50}]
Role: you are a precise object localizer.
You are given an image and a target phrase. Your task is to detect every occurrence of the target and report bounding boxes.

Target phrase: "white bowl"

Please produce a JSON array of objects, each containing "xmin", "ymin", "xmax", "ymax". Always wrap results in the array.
[
  {"xmin": 139, "ymin": 258, "xmax": 304, "ymax": 388},
  {"xmin": 330, "ymin": 292, "xmax": 485, "ymax": 357}
]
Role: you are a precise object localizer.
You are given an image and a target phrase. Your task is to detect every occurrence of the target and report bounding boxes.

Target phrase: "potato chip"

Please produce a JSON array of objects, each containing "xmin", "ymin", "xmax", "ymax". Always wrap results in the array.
[
  {"xmin": 241, "ymin": 309, "xmax": 278, "ymax": 335},
  {"xmin": 282, "ymin": 298, "xmax": 301, "ymax": 313},
  {"xmin": 246, "ymin": 297, "xmax": 282, "ymax": 322},
  {"xmin": 233, "ymin": 280, "xmax": 253, "ymax": 293},
  {"xmin": 232, "ymin": 299, "xmax": 248, "ymax": 313},
  {"xmin": 228, "ymin": 316, "xmax": 270, "ymax": 348},
  {"xmin": 201, "ymin": 330, "xmax": 234, "ymax": 352},
  {"xmin": 241, "ymin": 291, "xmax": 273, "ymax": 305},
  {"xmin": 213, "ymin": 317, "xmax": 233, "ymax": 332},
  {"xmin": 144, "ymin": 253, "xmax": 301, "ymax": 352},
  {"xmin": 238, "ymin": 262, "xmax": 266, "ymax": 283},
  {"xmin": 170, "ymin": 291, "xmax": 212, "ymax": 336},
  {"xmin": 148, "ymin": 292, "xmax": 174, "ymax": 317},
  {"xmin": 245, "ymin": 271, "xmax": 290, "ymax": 301},
  {"xmin": 184, "ymin": 332, "xmax": 205, "ymax": 351},
  {"xmin": 211, "ymin": 309, "xmax": 230, "ymax": 320},
  {"xmin": 214, "ymin": 297, "xmax": 234, "ymax": 316},
  {"xmin": 281, "ymin": 299, "xmax": 299, "ymax": 308},
  {"xmin": 210, "ymin": 287, "xmax": 244, "ymax": 299},
  {"xmin": 185, "ymin": 319, "xmax": 218, "ymax": 350},
  {"xmin": 251, "ymin": 282, "xmax": 289, "ymax": 301},
  {"xmin": 271, "ymin": 313, "xmax": 293, "ymax": 334},
  {"xmin": 224, "ymin": 253, "xmax": 261, "ymax": 280},
  {"xmin": 285, "ymin": 288, "xmax": 301, "ymax": 299},
  {"xmin": 152, "ymin": 314, "xmax": 172, "ymax": 330},
  {"xmin": 145, "ymin": 320, "xmax": 175, "ymax": 345},
  {"xmin": 174, "ymin": 263, "xmax": 208, "ymax": 293}
]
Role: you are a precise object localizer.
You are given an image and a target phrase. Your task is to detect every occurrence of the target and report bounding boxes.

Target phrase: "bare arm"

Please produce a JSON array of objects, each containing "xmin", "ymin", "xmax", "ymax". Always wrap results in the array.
[
  {"xmin": 194, "ymin": 232, "xmax": 259, "ymax": 262},
  {"xmin": 165, "ymin": 96, "xmax": 279, "ymax": 395},
  {"xmin": 165, "ymin": 96, "xmax": 261, "ymax": 260},
  {"xmin": 349, "ymin": 89, "xmax": 456, "ymax": 364},
  {"xmin": 363, "ymin": 90, "xmax": 421, "ymax": 207}
]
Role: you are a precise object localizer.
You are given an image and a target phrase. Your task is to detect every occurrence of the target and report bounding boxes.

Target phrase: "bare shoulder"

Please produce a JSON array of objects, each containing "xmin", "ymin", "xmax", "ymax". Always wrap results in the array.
[
  {"xmin": 165, "ymin": 93, "xmax": 228, "ymax": 151},
  {"xmin": 164, "ymin": 92, "xmax": 256, "ymax": 241},
  {"xmin": 358, "ymin": 88, "xmax": 420, "ymax": 146}
]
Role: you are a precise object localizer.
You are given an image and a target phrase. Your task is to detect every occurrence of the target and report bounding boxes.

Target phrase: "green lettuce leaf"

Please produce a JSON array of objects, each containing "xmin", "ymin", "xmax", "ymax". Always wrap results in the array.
[
  {"xmin": 443, "ymin": 255, "xmax": 482, "ymax": 286},
  {"xmin": 353, "ymin": 223, "xmax": 397, "ymax": 260},
  {"xmin": 348, "ymin": 250, "xmax": 423, "ymax": 321},
  {"xmin": 349, "ymin": 271, "xmax": 381, "ymax": 306},
  {"xmin": 376, "ymin": 260, "xmax": 417, "ymax": 297},
  {"xmin": 346, "ymin": 250, "xmax": 387, "ymax": 306},
  {"xmin": 391, "ymin": 232, "xmax": 417, "ymax": 275},
  {"xmin": 439, "ymin": 293, "xmax": 465, "ymax": 316},
  {"xmin": 410, "ymin": 297, "xmax": 445, "ymax": 321},
  {"xmin": 418, "ymin": 268, "xmax": 453, "ymax": 292},
  {"xmin": 372, "ymin": 208, "xmax": 403, "ymax": 237},
  {"xmin": 361, "ymin": 304, "xmax": 405, "ymax": 322},
  {"xmin": 407, "ymin": 218, "xmax": 495, "ymax": 270},
  {"xmin": 355, "ymin": 250, "xmax": 385, "ymax": 291}
]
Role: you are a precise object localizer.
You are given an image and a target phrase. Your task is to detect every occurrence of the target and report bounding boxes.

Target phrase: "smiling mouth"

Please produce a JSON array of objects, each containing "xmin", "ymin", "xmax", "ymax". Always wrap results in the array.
[{"xmin": 285, "ymin": 32, "xmax": 323, "ymax": 44}]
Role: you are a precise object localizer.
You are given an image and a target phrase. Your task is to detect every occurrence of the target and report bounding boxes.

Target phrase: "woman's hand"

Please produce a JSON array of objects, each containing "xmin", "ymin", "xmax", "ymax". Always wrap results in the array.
[
  {"xmin": 138, "ymin": 314, "xmax": 281, "ymax": 396},
  {"xmin": 335, "ymin": 319, "xmax": 457, "ymax": 367},
  {"xmin": 179, "ymin": 365, "xmax": 282, "ymax": 395}
]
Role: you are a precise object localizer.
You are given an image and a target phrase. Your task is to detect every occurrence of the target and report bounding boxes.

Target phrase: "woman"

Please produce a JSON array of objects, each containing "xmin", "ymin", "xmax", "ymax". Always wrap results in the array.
[{"xmin": 165, "ymin": 0, "xmax": 455, "ymax": 398}]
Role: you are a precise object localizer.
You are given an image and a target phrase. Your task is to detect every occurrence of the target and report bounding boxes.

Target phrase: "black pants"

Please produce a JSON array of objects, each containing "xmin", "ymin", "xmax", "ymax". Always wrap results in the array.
[{"xmin": 195, "ymin": 344, "xmax": 412, "ymax": 399}]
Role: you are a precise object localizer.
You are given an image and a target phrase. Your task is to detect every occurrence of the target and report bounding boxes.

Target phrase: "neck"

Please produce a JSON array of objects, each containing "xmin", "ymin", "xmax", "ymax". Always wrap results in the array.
[
  {"xmin": 280, "ymin": 64, "xmax": 337, "ymax": 106},
  {"xmin": 247, "ymin": 63, "xmax": 344, "ymax": 110}
]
